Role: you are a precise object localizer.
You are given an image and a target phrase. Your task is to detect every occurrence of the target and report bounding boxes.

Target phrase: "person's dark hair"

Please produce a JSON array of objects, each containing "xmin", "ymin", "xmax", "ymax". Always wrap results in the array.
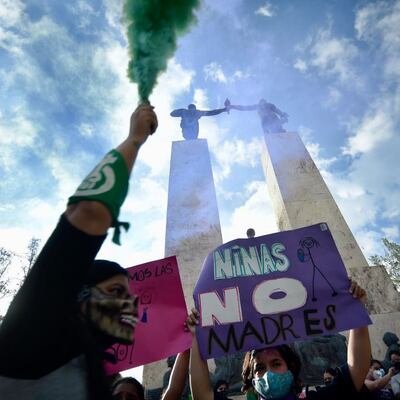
[
  {"xmin": 324, "ymin": 367, "xmax": 337, "ymax": 376},
  {"xmin": 111, "ymin": 377, "xmax": 145, "ymax": 400},
  {"xmin": 241, "ymin": 345, "xmax": 302, "ymax": 395},
  {"xmin": 389, "ymin": 350, "xmax": 400, "ymax": 359},
  {"xmin": 370, "ymin": 359, "xmax": 383, "ymax": 368},
  {"xmin": 87, "ymin": 260, "xmax": 128, "ymax": 286},
  {"xmin": 214, "ymin": 379, "xmax": 229, "ymax": 392}
]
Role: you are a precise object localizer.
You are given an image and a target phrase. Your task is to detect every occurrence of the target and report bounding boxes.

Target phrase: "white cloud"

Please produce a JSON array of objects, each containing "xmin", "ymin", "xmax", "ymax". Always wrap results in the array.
[
  {"xmin": 0, "ymin": 110, "xmax": 38, "ymax": 147},
  {"xmin": 123, "ymin": 177, "xmax": 167, "ymax": 214},
  {"xmin": 193, "ymin": 88, "xmax": 209, "ymax": 109},
  {"xmin": 382, "ymin": 226, "xmax": 399, "ymax": 240},
  {"xmin": 342, "ymin": 104, "xmax": 394, "ymax": 156},
  {"xmin": 356, "ymin": 229, "xmax": 383, "ymax": 258},
  {"xmin": 309, "ymin": 28, "xmax": 359, "ymax": 83},
  {"xmin": 330, "ymin": 1, "xmax": 400, "ymax": 242},
  {"xmin": 326, "ymin": 86, "xmax": 342, "ymax": 105},
  {"xmin": 103, "ymin": 0, "xmax": 122, "ymax": 29},
  {"xmin": 204, "ymin": 62, "xmax": 228, "ymax": 83},
  {"xmin": 0, "ymin": 0, "xmax": 25, "ymax": 28},
  {"xmin": 299, "ymin": 126, "xmax": 338, "ymax": 169},
  {"xmin": 79, "ymin": 123, "xmax": 94, "ymax": 138},
  {"xmin": 355, "ymin": 1, "xmax": 400, "ymax": 80},
  {"xmin": 213, "ymin": 137, "xmax": 263, "ymax": 181},
  {"xmin": 255, "ymin": 3, "xmax": 275, "ymax": 18},
  {"xmin": 203, "ymin": 62, "xmax": 250, "ymax": 84},
  {"xmin": 0, "ymin": 106, "xmax": 40, "ymax": 173},
  {"xmin": 232, "ymin": 70, "xmax": 250, "ymax": 80},
  {"xmin": 221, "ymin": 180, "xmax": 277, "ymax": 243},
  {"xmin": 293, "ymin": 59, "xmax": 307, "ymax": 72}
]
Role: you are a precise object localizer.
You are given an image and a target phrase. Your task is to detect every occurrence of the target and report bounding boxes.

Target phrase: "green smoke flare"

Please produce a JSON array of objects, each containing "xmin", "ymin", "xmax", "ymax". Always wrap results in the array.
[{"xmin": 124, "ymin": 0, "xmax": 200, "ymax": 102}]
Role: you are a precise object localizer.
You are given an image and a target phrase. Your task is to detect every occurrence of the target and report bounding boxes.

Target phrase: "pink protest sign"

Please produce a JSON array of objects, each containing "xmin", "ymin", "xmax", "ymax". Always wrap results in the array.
[{"xmin": 104, "ymin": 256, "xmax": 192, "ymax": 373}]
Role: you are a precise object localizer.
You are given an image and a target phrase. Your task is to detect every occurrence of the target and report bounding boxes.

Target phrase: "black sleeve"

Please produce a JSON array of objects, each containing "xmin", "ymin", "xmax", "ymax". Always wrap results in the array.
[
  {"xmin": 307, "ymin": 365, "xmax": 373, "ymax": 400},
  {"xmin": 0, "ymin": 214, "xmax": 106, "ymax": 378}
]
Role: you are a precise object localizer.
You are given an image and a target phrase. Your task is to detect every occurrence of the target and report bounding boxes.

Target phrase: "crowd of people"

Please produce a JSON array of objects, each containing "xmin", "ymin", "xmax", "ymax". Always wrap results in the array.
[
  {"xmin": 0, "ymin": 105, "xmax": 397, "ymax": 400},
  {"xmin": 109, "ymin": 307, "xmax": 400, "ymax": 400}
]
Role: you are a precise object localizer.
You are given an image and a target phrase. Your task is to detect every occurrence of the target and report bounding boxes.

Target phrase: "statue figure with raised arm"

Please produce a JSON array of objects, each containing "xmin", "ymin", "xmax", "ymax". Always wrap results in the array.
[
  {"xmin": 225, "ymin": 98, "xmax": 288, "ymax": 134},
  {"xmin": 170, "ymin": 102, "xmax": 228, "ymax": 140}
]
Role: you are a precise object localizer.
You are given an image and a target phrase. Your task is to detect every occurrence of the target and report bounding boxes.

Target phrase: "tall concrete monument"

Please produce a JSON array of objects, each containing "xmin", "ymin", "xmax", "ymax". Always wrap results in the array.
[
  {"xmin": 227, "ymin": 97, "xmax": 400, "ymax": 382},
  {"xmin": 259, "ymin": 112, "xmax": 400, "ymax": 380},
  {"xmin": 142, "ymin": 115, "xmax": 223, "ymax": 391}
]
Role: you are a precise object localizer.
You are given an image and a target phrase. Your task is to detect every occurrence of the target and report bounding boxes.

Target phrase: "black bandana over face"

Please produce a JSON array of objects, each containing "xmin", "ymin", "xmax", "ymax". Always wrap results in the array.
[{"xmin": 84, "ymin": 286, "xmax": 138, "ymax": 344}]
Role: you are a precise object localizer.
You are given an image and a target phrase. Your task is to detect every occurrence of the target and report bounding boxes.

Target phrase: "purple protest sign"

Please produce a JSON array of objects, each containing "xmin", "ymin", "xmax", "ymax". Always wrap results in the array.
[{"xmin": 193, "ymin": 223, "xmax": 371, "ymax": 360}]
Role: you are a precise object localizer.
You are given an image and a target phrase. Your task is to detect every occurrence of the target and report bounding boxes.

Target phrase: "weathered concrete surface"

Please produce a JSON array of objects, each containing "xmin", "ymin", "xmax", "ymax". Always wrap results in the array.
[
  {"xmin": 261, "ymin": 132, "xmax": 367, "ymax": 271},
  {"xmin": 261, "ymin": 132, "xmax": 400, "ymax": 365},
  {"xmin": 143, "ymin": 139, "xmax": 223, "ymax": 390}
]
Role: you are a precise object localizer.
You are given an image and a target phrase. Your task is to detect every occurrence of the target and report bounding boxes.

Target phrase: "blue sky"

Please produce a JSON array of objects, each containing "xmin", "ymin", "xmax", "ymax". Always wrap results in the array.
[{"xmin": 1, "ymin": 0, "xmax": 399, "ymax": 307}]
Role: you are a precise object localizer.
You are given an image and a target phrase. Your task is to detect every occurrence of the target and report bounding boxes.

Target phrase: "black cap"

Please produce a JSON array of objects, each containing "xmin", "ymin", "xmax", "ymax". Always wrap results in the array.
[{"xmin": 86, "ymin": 259, "xmax": 128, "ymax": 286}]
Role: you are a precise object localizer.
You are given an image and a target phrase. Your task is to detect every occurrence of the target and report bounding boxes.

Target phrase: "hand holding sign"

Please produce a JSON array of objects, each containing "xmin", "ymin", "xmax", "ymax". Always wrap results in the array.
[
  {"xmin": 193, "ymin": 223, "xmax": 371, "ymax": 360},
  {"xmin": 349, "ymin": 279, "xmax": 367, "ymax": 303},
  {"xmin": 105, "ymin": 256, "xmax": 191, "ymax": 373},
  {"xmin": 186, "ymin": 308, "xmax": 200, "ymax": 335}
]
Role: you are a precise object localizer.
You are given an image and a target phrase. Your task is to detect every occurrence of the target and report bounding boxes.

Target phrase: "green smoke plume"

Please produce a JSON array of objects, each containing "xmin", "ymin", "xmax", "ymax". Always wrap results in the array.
[{"xmin": 124, "ymin": 0, "xmax": 200, "ymax": 102}]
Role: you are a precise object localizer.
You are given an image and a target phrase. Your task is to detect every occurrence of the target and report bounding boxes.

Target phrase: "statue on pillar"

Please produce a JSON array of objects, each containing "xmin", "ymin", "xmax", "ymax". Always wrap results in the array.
[
  {"xmin": 225, "ymin": 98, "xmax": 288, "ymax": 134},
  {"xmin": 170, "ymin": 103, "xmax": 228, "ymax": 140}
]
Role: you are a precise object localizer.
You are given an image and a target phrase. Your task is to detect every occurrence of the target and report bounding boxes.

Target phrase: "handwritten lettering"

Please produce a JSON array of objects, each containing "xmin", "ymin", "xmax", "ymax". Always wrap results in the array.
[
  {"xmin": 207, "ymin": 305, "xmax": 336, "ymax": 355},
  {"xmin": 213, "ymin": 243, "xmax": 290, "ymax": 280}
]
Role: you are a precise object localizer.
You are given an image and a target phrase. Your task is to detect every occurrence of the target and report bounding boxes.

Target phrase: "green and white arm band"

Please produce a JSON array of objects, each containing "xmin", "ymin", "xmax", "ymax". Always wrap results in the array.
[{"xmin": 68, "ymin": 149, "xmax": 130, "ymax": 245}]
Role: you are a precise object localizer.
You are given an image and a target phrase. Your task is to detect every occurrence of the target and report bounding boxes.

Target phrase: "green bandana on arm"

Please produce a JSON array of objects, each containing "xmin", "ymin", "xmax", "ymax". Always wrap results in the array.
[{"xmin": 68, "ymin": 150, "xmax": 130, "ymax": 245}]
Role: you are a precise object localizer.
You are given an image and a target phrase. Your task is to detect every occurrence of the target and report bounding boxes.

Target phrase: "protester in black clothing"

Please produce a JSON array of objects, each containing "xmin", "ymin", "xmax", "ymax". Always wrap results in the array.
[
  {"xmin": 214, "ymin": 379, "xmax": 233, "ymax": 400},
  {"xmin": 0, "ymin": 104, "xmax": 158, "ymax": 400},
  {"xmin": 323, "ymin": 368, "xmax": 337, "ymax": 385}
]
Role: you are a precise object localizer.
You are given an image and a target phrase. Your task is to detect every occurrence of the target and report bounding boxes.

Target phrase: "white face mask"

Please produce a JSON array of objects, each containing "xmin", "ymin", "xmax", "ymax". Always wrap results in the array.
[{"xmin": 372, "ymin": 369, "xmax": 385, "ymax": 379}]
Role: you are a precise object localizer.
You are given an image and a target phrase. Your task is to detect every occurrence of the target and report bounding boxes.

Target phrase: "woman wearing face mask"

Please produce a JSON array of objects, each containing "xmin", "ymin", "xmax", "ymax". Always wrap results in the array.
[
  {"xmin": 188, "ymin": 281, "xmax": 371, "ymax": 400},
  {"xmin": 364, "ymin": 359, "xmax": 395, "ymax": 399},
  {"xmin": 111, "ymin": 377, "xmax": 145, "ymax": 400},
  {"xmin": 0, "ymin": 105, "xmax": 158, "ymax": 400}
]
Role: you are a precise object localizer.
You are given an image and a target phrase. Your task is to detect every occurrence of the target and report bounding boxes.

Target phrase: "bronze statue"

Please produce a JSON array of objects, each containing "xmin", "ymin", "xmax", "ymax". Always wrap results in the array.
[
  {"xmin": 225, "ymin": 98, "xmax": 288, "ymax": 134},
  {"xmin": 170, "ymin": 103, "xmax": 228, "ymax": 140}
]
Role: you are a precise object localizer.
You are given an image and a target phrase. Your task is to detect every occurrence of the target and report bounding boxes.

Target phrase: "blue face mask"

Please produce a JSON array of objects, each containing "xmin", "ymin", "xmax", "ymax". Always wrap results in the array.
[{"xmin": 252, "ymin": 370, "xmax": 294, "ymax": 399}]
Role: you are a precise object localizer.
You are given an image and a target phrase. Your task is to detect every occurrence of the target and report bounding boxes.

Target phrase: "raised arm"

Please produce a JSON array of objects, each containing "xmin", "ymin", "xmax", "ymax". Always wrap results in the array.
[
  {"xmin": 198, "ymin": 108, "xmax": 227, "ymax": 117},
  {"xmin": 188, "ymin": 309, "xmax": 214, "ymax": 400},
  {"xmin": 170, "ymin": 109, "xmax": 185, "ymax": 117},
  {"xmin": 66, "ymin": 104, "xmax": 157, "ymax": 237},
  {"xmin": 365, "ymin": 368, "xmax": 396, "ymax": 391},
  {"xmin": 0, "ymin": 104, "xmax": 158, "ymax": 376},
  {"xmin": 229, "ymin": 104, "xmax": 258, "ymax": 111},
  {"xmin": 347, "ymin": 281, "xmax": 371, "ymax": 391},
  {"xmin": 162, "ymin": 350, "xmax": 190, "ymax": 400}
]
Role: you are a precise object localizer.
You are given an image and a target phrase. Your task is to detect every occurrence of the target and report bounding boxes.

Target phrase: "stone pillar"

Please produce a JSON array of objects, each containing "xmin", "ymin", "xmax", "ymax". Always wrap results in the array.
[
  {"xmin": 261, "ymin": 131, "xmax": 400, "ymax": 362},
  {"xmin": 142, "ymin": 139, "xmax": 223, "ymax": 391},
  {"xmin": 261, "ymin": 131, "xmax": 367, "ymax": 270}
]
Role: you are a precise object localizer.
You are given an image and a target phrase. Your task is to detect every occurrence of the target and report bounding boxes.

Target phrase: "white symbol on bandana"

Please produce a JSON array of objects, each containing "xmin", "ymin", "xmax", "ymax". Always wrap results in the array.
[{"xmin": 74, "ymin": 153, "xmax": 117, "ymax": 196}]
